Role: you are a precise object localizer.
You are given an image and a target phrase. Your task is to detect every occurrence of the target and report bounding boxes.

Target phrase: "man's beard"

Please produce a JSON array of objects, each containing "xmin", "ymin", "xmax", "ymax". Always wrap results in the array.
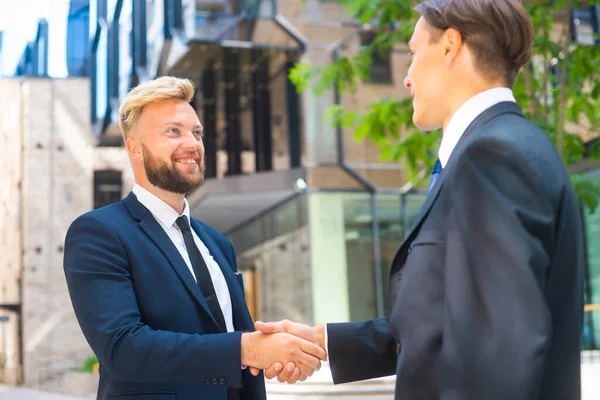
[{"xmin": 141, "ymin": 143, "xmax": 205, "ymax": 194}]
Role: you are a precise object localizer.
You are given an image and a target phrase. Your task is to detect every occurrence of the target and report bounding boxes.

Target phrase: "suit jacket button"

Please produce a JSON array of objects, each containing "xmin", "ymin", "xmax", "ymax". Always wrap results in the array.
[
  {"xmin": 205, "ymin": 378, "xmax": 212, "ymax": 385},
  {"xmin": 212, "ymin": 378, "xmax": 219, "ymax": 385},
  {"xmin": 220, "ymin": 378, "xmax": 227, "ymax": 385}
]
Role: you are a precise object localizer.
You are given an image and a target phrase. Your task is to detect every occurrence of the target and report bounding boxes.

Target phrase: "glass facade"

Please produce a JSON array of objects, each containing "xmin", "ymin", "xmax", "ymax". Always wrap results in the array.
[
  {"xmin": 227, "ymin": 190, "xmax": 427, "ymax": 325},
  {"xmin": 95, "ymin": 29, "xmax": 108, "ymax": 122},
  {"xmin": 308, "ymin": 191, "xmax": 425, "ymax": 324},
  {"xmin": 228, "ymin": 194, "xmax": 312, "ymax": 324},
  {"xmin": 66, "ymin": 0, "xmax": 90, "ymax": 77},
  {"xmin": 118, "ymin": 0, "xmax": 132, "ymax": 101},
  {"xmin": 583, "ymin": 167, "xmax": 600, "ymax": 351},
  {"xmin": 146, "ymin": 0, "xmax": 164, "ymax": 78}
]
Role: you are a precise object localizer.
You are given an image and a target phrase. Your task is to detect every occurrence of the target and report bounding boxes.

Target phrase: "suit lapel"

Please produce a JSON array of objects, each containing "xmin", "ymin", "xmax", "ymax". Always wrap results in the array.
[
  {"xmin": 393, "ymin": 102, "xmax": 526, "ymax": 261},
  {"xmin": 191, "ymin": 219, "xmax": 254, "ymax": 331},
  {"xmin": 122, "ymin": 193, "xmax": 219, "ymax": 328}
]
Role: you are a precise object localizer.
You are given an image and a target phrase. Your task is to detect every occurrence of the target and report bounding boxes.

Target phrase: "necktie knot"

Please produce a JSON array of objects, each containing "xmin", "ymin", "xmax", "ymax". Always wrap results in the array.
[
  {"xmin": 432, "ymin": 159, "xmax": 442, "ymax": 174},
  {"xmin": 175, "ymin": 216, "xmax": 191, "ymax": 232},
  {"xmin": 428, "ymin": 159, "xmax": 443, "ymax": 194}
]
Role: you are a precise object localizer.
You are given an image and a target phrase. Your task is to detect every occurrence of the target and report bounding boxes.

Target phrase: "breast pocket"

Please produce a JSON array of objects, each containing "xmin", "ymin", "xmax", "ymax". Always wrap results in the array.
[
  {"xmin": 108, "ymin": 391, "xmax": 176, "ymax": 400},
  {"xmin": 403, "ymin": 230, "xmax": 446, "ymax": 280},
  {"xmin": 407, "ymin": 230, "xmax": 445, "ymax": 253}
]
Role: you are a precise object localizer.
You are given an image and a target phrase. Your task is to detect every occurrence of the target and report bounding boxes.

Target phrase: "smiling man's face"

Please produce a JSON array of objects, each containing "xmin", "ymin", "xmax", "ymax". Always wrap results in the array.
[{"xmin": 134, "ymin": 98, "xmax": 205, "ymax": 194}]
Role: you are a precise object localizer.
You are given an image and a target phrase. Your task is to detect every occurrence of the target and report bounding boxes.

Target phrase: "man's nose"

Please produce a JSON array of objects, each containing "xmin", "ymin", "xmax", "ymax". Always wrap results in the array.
[
  {"xmin": 403, "ymin": 76, "xmax": 411, "ymax": 90},
  {"xmin": 182, "ymin": 131, "xmax": 200, "ymax": 147}
]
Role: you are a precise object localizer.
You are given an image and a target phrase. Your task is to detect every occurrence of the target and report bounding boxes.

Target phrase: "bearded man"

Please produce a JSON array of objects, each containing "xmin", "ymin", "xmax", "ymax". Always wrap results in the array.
[{"xmin": 63, "ymin": 76, "xmax": 325, "ymax": 400}]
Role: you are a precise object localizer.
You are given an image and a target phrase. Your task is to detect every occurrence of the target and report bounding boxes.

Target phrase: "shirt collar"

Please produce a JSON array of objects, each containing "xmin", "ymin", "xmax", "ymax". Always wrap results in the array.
[
  {"xmin": 132, "ymin": 183, "xmax": 191, "ymax": 228},
  {"xmin": 438, "ymin": 87, "xmax": 516, "ymax": 168}
]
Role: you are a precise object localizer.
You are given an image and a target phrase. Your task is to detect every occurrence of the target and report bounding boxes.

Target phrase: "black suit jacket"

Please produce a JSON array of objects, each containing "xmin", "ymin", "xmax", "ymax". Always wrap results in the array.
[
  {"xmin": 63, "ymin": 192, "xmax": 266, "ymax": 400},
  {"xmin": 327, "ymin": 102, "xmax": 584, "ymax": 400}
]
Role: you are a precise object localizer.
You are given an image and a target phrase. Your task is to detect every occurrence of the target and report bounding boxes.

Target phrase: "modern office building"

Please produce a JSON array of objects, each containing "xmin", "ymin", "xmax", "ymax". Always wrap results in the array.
[
  {"xmin": 39, "ymin": 0, "xmax": 600, "ymax": 338},
  {"xmin": 81, "ymin": 0, "xmax": 600, "ymax": 331}
]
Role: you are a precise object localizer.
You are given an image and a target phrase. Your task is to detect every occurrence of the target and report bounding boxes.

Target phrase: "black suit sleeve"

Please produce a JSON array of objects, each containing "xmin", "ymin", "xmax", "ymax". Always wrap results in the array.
[
  {"xmin": 63, "ymin": 214, "xmax": 244, "ymax": 386},
  {"xmin": 440, "ymin": 137, "xmax": 554, "ymax": 400},
  {"xmin": 327, "ymin": 318, "xmax": 397, "ymax": 384}
]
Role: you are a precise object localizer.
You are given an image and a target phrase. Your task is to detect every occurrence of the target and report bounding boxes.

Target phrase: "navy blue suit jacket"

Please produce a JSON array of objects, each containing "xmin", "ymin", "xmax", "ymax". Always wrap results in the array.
[{"xmin": 63, "ymin": 192, "xmax": 266, "ymax": 400}]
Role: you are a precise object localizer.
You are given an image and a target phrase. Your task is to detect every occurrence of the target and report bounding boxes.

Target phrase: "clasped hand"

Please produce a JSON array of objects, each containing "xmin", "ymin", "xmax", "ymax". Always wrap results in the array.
[{"xmin": 247, "ymin": 320, "xmax": 326, "ymax": 384}]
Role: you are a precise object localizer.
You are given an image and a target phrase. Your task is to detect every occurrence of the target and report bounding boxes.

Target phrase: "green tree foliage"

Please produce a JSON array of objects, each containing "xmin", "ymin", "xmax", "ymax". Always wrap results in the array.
[{"xmin": 289, "ymin": 0, "xmax": 600, "ymax": 212}]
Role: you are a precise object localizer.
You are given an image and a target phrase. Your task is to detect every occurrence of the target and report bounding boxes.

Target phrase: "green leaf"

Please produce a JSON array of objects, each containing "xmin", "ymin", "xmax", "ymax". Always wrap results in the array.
[
  {"xmin": 572, "ymin": 174, "xmax": 600, "ymax": 214},
  {"xmin": 288, "ymin": 63, "xmax": 318, "ymax": 94}
]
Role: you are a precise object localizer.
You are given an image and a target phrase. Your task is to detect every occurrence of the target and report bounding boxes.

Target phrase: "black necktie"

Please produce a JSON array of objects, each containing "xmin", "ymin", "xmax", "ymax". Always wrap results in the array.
[
  {"xmin": 428, "ymin": 158, "xmax": 442, "ymax": 194},
  {"xmin": 175, "ymin": 216, "xmax": 227, "ymax": 331}
]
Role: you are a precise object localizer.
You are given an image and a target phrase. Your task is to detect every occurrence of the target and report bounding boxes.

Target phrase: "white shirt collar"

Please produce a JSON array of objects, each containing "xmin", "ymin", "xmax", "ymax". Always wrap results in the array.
[
  {"xmin": 132, "ymin": 183, "xmax": 191, "ymax": 228},
  {"xmin": 438, "ymin": 87, "xmax": 516, "ymax": 168}
]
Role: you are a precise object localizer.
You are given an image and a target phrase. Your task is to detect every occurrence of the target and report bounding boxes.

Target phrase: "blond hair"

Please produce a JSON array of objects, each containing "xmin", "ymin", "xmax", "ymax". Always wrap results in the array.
[{"xmin": 119, "ymin": 76, "xmax": 195, "ymax": 139}]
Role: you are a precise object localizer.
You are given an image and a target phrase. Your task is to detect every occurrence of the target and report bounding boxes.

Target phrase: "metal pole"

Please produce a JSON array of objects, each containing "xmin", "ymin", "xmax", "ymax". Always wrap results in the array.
[{"xmin": 370, "ymin": 194, "xmax": 385, "ymax": 318}]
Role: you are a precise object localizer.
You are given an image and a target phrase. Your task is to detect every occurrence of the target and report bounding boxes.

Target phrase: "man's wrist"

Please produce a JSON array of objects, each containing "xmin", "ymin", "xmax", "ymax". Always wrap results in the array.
[
  {"xmin": 240, "ymin": 332, "xmax": 256, "ymax": 367},
  {"xmin": 315, "ymin": 325, "xmax": 326, "ymax": 349}
]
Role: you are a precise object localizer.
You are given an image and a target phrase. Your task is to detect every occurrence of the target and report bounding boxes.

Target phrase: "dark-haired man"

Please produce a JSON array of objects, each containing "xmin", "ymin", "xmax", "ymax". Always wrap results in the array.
[{"xmin": 255, "ymin": 1, "xmax": 584, "ymax": 399}]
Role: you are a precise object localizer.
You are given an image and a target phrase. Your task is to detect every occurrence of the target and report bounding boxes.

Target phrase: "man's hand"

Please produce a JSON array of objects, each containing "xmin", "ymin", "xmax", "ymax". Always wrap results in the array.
[
  {"xmin": 248, "ymin": 320, "xmax": 326, "ymax": 384},
  {"xmin": 240, "ymin": 330, "xmax": 326, "ymax": 379}
]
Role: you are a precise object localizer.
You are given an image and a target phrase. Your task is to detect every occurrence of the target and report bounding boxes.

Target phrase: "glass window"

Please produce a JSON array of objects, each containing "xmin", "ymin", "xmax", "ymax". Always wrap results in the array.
[
  {"xmin": 66, "ymin": 1, "xmax": 90, "ymax": 77},
  {"xmin": 308, "ymin": 191, "xmax": 427, "ymax": 323},
  {"xmin": 583, "ymin": 167, "xmax": 600, "ymax": 350},
  {"xmin": 118, "ymin": 0, "xmax": 132, "ymax": 100},
  {"xmin": 227, "ymin": 194, "xmax": 310, "ymax": 323},
  {"xmin": 108, "ymin": 0, "xmax": 118, "ymax": 23},
  {"xmin": 342, "ymin": 192, "xmax": 377, "ymax": 321},
  {"xmin": 95, "ymin": 28, "xmax": 108, "ymax": 121},
  {"xmin": 94, "ymin": 170, "xmax": 123, "ymax": 209}
]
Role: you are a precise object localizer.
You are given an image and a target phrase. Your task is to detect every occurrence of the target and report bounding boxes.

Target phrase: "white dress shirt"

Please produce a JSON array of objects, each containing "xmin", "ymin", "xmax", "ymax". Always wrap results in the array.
[
  {"xmin": 323, "ymin": 88, "xmax": 517, "ymax": 362},
  {"xmin": 132, "ymin": 184, "xmax": 235, "ymax": 333},
  {"xmin": 438, "ymin": 87, "xmax": 516, "ymax": 167}
]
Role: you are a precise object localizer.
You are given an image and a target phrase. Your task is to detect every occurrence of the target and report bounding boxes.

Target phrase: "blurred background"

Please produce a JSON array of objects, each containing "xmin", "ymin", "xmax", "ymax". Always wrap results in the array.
[{"xmin": 0, "ymin": 0, "xmax": 599, "ymax": 398}]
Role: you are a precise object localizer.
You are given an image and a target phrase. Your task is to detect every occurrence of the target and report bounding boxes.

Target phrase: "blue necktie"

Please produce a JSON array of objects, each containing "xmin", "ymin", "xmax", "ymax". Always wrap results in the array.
[{"xmin": 428, "ymin": 159, "xmax": 442, "ymax": 194}]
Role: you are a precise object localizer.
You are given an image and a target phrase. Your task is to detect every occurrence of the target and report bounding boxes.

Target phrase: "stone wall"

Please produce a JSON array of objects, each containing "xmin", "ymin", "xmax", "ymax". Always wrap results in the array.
[
  {"xmin": 0, "ymin": 79, "xmax": 24, "ymax": 385},
  {"xmin": 0, "ymin": 78, "xmax": 96, "ymax": 389}
]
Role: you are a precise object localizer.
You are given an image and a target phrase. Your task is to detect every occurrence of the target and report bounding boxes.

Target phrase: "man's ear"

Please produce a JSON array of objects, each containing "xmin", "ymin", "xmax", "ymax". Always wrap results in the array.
[
  {"xmin": 442, "ymin": 27, "xmax": 463, "ymax": 66},
  {"xmin": 126, "ymin": 136, "xmax": 142, "ymax": 160}
]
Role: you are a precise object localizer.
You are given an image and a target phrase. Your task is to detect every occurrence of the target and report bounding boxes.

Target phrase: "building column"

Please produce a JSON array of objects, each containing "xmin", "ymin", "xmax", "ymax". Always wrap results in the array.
[
  {"xmin": 286, "ymin": 55, "xmax": 301, "ymax": 168},
  {"xmin": 223, "ymin": 48, "xmax": 242, "ymax": 175},
  {"xmin": 251, "ymin": 49, "xmax": 273, "ymax": 172},
  {"xmin": 308, "ymin": 193, "xmax": 350, "ymax": 324},
  {"xmin": 201, "ymin": 63, "xmax": 217, "ymax": 178}
]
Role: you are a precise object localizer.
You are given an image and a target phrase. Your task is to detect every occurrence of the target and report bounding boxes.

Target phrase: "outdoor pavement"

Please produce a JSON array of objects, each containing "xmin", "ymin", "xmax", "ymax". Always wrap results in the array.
[
  {"xmin": 0, "ymin": 385, "xmax": 90, "ymax": 400},
  {"xmin": 1, "ymin": 364, "xmax": 599, "ymax": 400}
]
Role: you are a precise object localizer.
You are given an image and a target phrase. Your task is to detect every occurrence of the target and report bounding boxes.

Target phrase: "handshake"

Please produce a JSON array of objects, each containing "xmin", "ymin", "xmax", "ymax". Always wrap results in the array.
[{"xmin": 240, "ymin": 320, "xmax": 326, "ymax": 384}]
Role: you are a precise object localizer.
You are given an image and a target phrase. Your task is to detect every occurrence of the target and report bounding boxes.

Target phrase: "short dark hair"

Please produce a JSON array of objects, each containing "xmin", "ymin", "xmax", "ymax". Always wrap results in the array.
[{"xmin": 416, "ymin": 0, "xmax": 534, "ymax": 87}]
